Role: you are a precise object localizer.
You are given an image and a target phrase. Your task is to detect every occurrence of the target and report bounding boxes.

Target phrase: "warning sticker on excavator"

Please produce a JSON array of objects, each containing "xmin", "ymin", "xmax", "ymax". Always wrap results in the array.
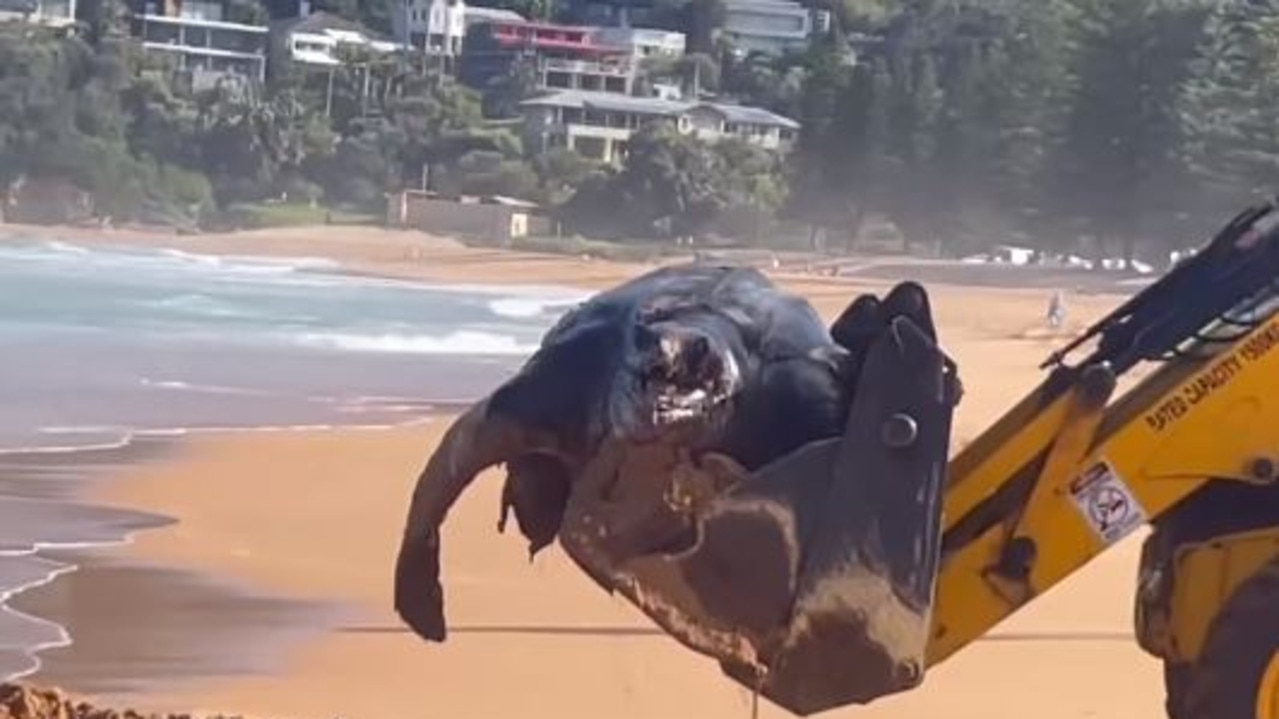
[{"xmin": 1068, "ymin": 460, "xmax": 1148, "ymax": 545}]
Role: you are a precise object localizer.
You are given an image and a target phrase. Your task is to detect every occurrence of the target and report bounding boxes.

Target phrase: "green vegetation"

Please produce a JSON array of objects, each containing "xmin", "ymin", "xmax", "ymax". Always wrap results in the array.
[
  {"xmin": 7, "ymin": 0, "xmax": 1279, "ymax": 265},
  {"xmin": 220, "ymin": 202, "xmax": 379, "ymax": 228}
]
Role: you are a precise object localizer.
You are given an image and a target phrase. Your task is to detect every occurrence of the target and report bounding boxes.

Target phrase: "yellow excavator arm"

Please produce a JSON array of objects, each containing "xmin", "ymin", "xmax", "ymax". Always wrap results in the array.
[{"xmin": 930, "ymin": 200, "xmax": 1279, "ymax": 719}]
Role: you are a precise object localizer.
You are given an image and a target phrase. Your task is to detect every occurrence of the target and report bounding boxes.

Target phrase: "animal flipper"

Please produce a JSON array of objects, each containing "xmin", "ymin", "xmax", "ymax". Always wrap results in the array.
[
  {"xmin": 496, "ymin": 454, "xmax": 573, "ymax": 562},
  {"xmin": 393, "ymin": 399, "xmax": 558, "ymax": 643}
]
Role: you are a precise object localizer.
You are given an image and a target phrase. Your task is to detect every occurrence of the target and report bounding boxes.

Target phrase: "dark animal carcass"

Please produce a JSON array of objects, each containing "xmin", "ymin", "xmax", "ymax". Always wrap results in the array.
[{"xmin": 393, "ymin": 263, "xmax": 961, "ymax": 715}]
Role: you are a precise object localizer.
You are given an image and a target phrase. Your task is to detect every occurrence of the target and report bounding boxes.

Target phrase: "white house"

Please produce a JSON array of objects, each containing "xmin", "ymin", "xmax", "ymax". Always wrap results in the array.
[
  {"xmin": 392, "ymin": 0, "xmax": 533, "ymax": 56},
  {"xmin": 520, "ymin": 88, "xmax": 799, "ymax": 164},
  {"xmin": 590, "ymin": 26, "xmax": 686, "ymax": 60},
  {"xmin": 392, "ymin": 0, "xmax": 466, "ymax": 55},
  {"xmin": 687, "ymin": 101, "xmax": 800, "ymax": 148},
  {"xmin": 273, "ymin": 9, "xmax": 399, "ymax": 69}
]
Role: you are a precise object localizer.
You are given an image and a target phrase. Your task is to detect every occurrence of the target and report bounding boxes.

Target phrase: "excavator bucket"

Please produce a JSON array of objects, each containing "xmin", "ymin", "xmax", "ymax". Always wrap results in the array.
[{"xmin": 562, "ymin": 284, "xmax": 960, "ymax": 716}]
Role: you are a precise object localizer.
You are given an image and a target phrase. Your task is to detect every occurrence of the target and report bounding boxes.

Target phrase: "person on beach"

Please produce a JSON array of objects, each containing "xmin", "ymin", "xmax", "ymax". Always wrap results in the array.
[{"xmin": 1047, "ymin": 290, "xmax": 1067, "ymax": 329}]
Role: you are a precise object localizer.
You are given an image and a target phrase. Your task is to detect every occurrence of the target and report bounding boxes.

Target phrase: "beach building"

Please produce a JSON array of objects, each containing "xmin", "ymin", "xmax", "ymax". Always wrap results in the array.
[
  {"xmin": 127, "ymin": 0, "xmax": 269, "ymax": 91},
  {"xmin": 386, "ymin": 190, "xmax": 547, "ymax": 245},
  {"xmin": 519, "ymin": 88, "xmax": 799, "ymax": 163}
]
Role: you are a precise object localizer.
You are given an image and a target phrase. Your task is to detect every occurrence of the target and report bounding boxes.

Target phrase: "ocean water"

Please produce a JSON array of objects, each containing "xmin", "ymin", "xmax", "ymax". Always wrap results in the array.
[{"xmin": 0, "ymin": 238, "xmax": 589, "ymax": 681}]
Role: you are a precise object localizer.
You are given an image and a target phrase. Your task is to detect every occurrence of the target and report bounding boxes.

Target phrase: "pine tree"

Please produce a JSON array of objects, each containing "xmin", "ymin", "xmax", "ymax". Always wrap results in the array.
[
  {"xmin": 781, "ymin": 35, "xmax": 888, "ymax": 247},
  {"xmin": 1178, "ymin": 0, "xmax": 1279, "ymax": 217},
  {"xmin": 1044, "ymin": 0, "xmax": 1210, "ymax": 262},
  {"xmin": 977, "ymin": 0, "xmax": 1079, "ymax": 233}
]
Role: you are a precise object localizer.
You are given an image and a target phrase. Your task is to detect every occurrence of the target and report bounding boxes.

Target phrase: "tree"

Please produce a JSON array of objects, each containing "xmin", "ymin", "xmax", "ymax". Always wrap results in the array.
[
  {"xmin": 483, "ymin": 54, "xmax": 541, "ymax": 119},
  {"xmin": 0, "ymin": 24, "xmax": 216, "ymax": 223},
  {"xmin": 439, "ymin": 149, "xmax": 540, "ymax": 198},
  {"xmin": 560, "ymin": 122, "xmax": 727, "ymax": 241},
  {"xmin": 531, "ymin": 147, "xmax": 605, "ymax": 205},
  {"xmin": 714, "ymin": 136, "xmax": 788, "ymax": 243},
  {"xmin": 972, "ymin": 0, "xmax": 1080, "ymax": 241},
  {"xmin": 639, "ymin": 51, "xmax": 722, "ymax": 97},
  {"xmin": 872, "ymin": 0, "xmax": 1045, "ymax": 253},
  {"xmin": 1178, "ymin": 0, "xmax": 1279, "ymax": 226},
  {"xmin": 719, "ymin": 50, "xmax": 807, "ymax": 116},
  {"xmin": 1043, "ymin": 0, "xmax": 1210, "ymax": 263},
  {"xmin": 684, "ymin": 0, "xmax": 725, "ymax": 54},
  {"xmin": 75, "ymin": 0, "xmax": 130, "ymax": 43},
  {"xmin": 780, "ymin": 35, "xmax": 885, "ymax": 249}
]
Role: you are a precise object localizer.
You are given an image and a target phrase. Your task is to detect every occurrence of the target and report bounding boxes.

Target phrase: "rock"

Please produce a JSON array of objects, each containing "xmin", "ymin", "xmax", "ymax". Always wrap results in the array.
[{"xmin": 0, "ymin": 685, "xmax": 247, "ymax": 719}]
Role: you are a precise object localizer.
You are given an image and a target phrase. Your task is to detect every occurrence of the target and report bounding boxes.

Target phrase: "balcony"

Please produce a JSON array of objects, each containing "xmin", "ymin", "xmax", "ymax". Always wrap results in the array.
[
  {"xmin": 540, "ymin": 56, "xmax": 631, "ymax": 77},
  {"xmin": 137, "ymin": 14, "xmax": 268, "ymax": 57},
  {"xmin": 133, "ymin": 12, "xmax": 267, "ymax": 84},
  {"xmin": 491, "ymin": 25, "xmax": 592, "ymax": 47}
]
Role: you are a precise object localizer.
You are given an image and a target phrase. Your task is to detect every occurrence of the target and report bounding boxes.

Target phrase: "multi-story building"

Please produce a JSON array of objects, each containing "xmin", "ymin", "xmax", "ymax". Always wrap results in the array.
[
  {"xmin": 0, "ymin": 0, "xmax": 77, "ymax": 28},
  {"xmin": 720, "ymin": 0, "xmax": 826, "ymax": 57},
  {"xmin": 589, "ymin": 26, "xmax": 685, "ymax": 60},
  {"xmin": 393, "ymin": 0, "xmax": 463, "ymax": 55},
  {"xmin": 520, "ymin": 88, "xmax": 799, "ymax": 163},
  {"xmin": 459, "ymin": 19, "xmax": 636, "ymax": 95},
  {"xmin": 391, "ymin": 0, "xmax": 528, "ymax": 57},
  {"xmin": 129, "ymin": 0, "xmax": 269, "ymax": 90}
]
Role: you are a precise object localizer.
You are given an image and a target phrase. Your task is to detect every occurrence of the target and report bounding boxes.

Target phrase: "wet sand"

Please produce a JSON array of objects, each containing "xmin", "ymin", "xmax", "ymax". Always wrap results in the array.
[
  {"xmin": 9, "ymin": 550, "xmax": 339, "ymax": 697},
  {"xmin": 0, "ymin": 439, "xmax": 180, "ymax": 681},
  {"xmin": 4, "ymin": 225, "xmax": 1167, "ymax": 718}
]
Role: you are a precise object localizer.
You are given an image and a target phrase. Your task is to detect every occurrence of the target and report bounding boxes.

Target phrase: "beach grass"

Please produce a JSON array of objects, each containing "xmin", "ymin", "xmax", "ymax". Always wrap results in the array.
[{"xmin": 226, "ymin": 203, "xmax": 380, "ymax": 230}]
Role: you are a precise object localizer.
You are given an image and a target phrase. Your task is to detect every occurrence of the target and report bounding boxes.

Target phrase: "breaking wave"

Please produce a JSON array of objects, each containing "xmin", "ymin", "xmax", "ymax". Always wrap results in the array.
[{"xmin": 292, "ymin": 329, "xmax": 537, "ymax": 355}]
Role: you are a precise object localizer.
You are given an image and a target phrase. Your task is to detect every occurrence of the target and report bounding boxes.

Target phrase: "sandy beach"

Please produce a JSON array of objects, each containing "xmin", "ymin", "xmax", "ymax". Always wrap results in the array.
[{"xmin": 0, "ymin": 225, "xmax": 1167, "ymax": 719}]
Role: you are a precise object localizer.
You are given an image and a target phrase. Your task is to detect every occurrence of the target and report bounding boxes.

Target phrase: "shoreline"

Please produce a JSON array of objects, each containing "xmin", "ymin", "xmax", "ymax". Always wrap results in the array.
[
  {"xmin": 0, "ymin": 223, "xmax": 655, "ymax": 292},
  {"xmin": 0, "ymin": 221, "xmax": 1147, "ymax": 300},
  {"xmin": 0, "ymin": 415, "xmax": 459, "ymax": 697},
  {"xmin": 0, "ymin": 223, "xmax": 1167, "ymax": 718},
  {"xmin": 0, "ymin": 437, "xmax": 179, "ymax": 685}
]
